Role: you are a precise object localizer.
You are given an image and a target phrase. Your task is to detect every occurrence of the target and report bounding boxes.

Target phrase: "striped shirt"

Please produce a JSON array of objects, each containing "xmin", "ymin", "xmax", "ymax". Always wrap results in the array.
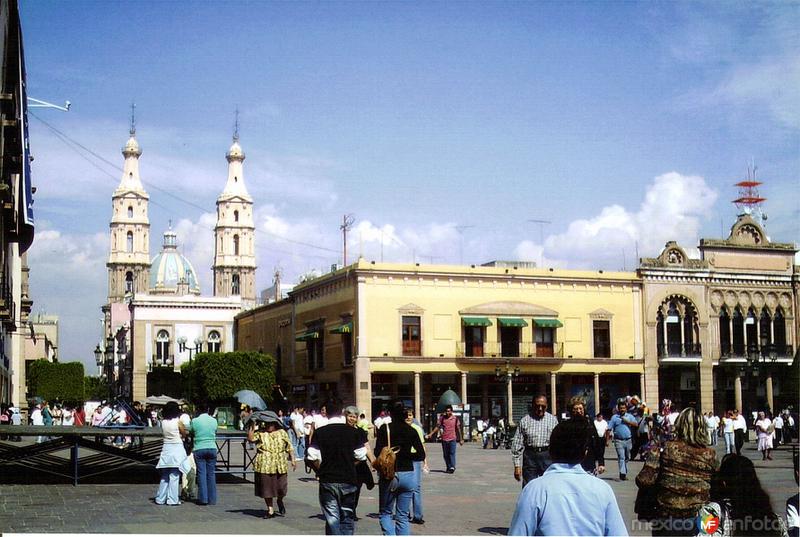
[{"xmin": 511, "ymin": 412, "xmax": 558, "ymax": 467}]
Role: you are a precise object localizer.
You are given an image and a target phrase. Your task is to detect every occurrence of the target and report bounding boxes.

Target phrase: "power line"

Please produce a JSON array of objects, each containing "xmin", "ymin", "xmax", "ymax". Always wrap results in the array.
[{"xmin": 30, "ymin": 112, "xmax": 340, "ymax": 258}]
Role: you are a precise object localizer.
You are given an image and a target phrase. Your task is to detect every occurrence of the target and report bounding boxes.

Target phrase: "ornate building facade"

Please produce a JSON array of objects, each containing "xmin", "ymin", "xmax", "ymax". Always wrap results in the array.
[
  {"xmin": 102, "ymin": 129, "xmax": 256, "ymax": 401},
  {"xmin": 236, "ymin": 213, "xmax": 798, "ymax": 422}
]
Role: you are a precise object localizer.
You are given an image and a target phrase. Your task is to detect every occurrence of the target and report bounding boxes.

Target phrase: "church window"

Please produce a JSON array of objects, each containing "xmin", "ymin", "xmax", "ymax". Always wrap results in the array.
[
  {"xmin": 127, "ymin": 206, "xmax": 133, "ymax": 218},
  {"xmin": 207, "ymin": 330, "xmax": 221, "ymax": 353},
  {"xmin": 656, "ymin": 297, "xmax": 699, "ymax": 358},
  {"xmin": 156, "ymin": 330, "xmax": 171, "ymax": 366},
  {"xmin": 126, "ymin": 231, "xmax": 134, "ymax": 253},
  {"xmin": 233, "ymin": 235, "xmax": 240, "ymax": 255},
  {"xmin": 125, "ymin": 272, "xmax": 134, "ymax": 293},
  {"xmin": 232, "ymin": 274, "xmax": 240, "ymax": 295},
  {"xmin": 234, "ymin": 210, "xmax": 239, "ymax": 222}
]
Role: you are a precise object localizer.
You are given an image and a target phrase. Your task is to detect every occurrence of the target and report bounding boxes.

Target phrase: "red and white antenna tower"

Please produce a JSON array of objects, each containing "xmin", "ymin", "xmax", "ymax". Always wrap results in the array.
[{"xmin": 733, "ymin": 164, "xmax": 766, "ymax": 215}]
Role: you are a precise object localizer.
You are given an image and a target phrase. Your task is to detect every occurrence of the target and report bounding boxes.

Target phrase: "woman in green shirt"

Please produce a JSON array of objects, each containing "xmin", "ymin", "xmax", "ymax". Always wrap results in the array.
[{"xmin": 190, "ymin": 403, "xmax": 219, "ymax": 505}]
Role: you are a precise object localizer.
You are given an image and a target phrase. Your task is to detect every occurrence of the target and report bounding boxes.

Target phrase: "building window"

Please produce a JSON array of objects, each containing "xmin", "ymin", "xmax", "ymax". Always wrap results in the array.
[
  {"xmin": 126, "ymin": 231, "xmax": 134, "ymax": 253},
  {"xmin": 156, "ymin": 330, "xmax": 170, "ymax": 365},
  {"xmin": 464, "ymin": 326, "xmax": 485, "ymax": 357},
  {"xmin": 127, "ymin": 206, "xmax": 133, "ymax": 218},
  {"xmin": 207, "ymin": 330, "xmax": 221, "ymax": 353},
  {"xmin": 592, "ymin": 320, "xmax": 610, "ymax": 358},
  {"xmin": 232, "ymin": 274, "xmax": 240, "ymax": 295},
  {"xmin": 731, "ymin": 307, "xmax": 745, "ymax": 356},
  {"xmin": 719, "ymin": 309, "xmax": 731, "ymax": 356},
  {"xmin": 402, "ymin": 316, "xmax": 421, "ymax": 356},
  {"xmin": 125, "ymin": 271, "xmax": 134, "ymax": 293},
  {"xmin": 234, "ymin": 210, "xmax": 239, "ymax": 222},
  {"xmin": 656, "ymin": 297, "xmax": 699, "ymax": 358},
  {"xmin": 307, "ymin": 330, "xmax": 325, "ymax": 371},
  {"xmin": 233, "ymin": 234, "xmax": 240, "ymax": 255},
  {"xmin": 534, "ymin": 326, "xmax": 554, "ymax": 357}
]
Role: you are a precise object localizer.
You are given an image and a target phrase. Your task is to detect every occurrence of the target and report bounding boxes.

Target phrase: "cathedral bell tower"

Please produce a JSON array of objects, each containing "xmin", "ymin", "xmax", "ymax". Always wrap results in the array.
[
  {"xmin": 107, "ymin": 115, "xmax": 150, "ymax": 303},
  {"xmin": 213, "ymin": 126, "xmax": 256, "ymax": 306}
]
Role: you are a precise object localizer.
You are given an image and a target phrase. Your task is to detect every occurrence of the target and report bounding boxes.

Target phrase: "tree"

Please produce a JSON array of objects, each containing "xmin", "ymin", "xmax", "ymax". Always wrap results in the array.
[
  {"xmin": 83, "ymin": 376, "xmax": 110, "ymax": 401},
  {"xmin": 181, "ymin": 351, "xmax": 275, "ymax": 403},
  {"xmin": 27, "ymin": 360, "xmax": 84, "ymax": 402}
]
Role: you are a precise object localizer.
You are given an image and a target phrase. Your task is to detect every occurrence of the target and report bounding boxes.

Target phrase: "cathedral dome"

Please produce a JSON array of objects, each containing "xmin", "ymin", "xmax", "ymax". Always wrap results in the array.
[{"xmin": 149, "ymin": 229, "xmax": 201, "ymax": 295}]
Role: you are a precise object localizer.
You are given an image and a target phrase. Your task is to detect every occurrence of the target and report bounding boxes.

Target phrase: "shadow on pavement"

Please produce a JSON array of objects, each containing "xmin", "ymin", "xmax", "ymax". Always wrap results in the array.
[
  {"xmin": 226, "ymin": 508, "xmax": 265, "ymax": 518},
  {"xmin": 478, "ymin": 526, "xmax": 509, "ymax": 535}
]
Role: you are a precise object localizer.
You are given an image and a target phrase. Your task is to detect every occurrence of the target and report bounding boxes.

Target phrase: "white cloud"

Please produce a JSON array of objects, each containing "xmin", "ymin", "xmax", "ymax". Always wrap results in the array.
[{"xmin": 515, "ymin": 172, "xmax": 718, "ymax": 270}]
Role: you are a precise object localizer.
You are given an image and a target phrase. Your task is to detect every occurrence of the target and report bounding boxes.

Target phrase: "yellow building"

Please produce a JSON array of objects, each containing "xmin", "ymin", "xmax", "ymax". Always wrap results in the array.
[{"xmin": 236, "ymin": 260, "xmax": 646, "ymax": 422}]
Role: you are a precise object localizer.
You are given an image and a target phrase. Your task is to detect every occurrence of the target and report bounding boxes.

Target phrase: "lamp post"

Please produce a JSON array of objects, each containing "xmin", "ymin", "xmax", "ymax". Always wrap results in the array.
[
  {"xmin": 739, "ymin": 345, "xmax": 780, "ymax": 415},
  {"xmin": 178, "ymin": 336, "xmax": 204, "ymax": 402},
  {"xmin": 105, "ymin": 336, "xmax": 115, "ymax": 400},
  {"xmin": 495, "ymin": 359, "xmax": 520, "ymax": 425}
]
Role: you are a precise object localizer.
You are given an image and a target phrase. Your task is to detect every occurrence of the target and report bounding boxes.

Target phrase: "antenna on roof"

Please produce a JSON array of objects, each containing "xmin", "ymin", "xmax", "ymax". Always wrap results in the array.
[
  {"xmin": 233, "ymin": 107, "xmax": 240, "ymax": 142},
  {"xmin": 732, "ymin": 161, "xmax": 768, "ymax": 228}
]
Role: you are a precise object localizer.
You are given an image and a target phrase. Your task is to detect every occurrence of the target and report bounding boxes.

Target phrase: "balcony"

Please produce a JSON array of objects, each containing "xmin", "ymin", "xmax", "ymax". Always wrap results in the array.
[
  {"xmin": 720, "ymin": 344, "xmax": 794, "ymax": 360},
  {"xmin": 657, "ymin": 343, "xmax": 702, "ymax": 358},
  {"xmin": 456, "ymin": 341, "xmax": 563, "ymax": 359}
]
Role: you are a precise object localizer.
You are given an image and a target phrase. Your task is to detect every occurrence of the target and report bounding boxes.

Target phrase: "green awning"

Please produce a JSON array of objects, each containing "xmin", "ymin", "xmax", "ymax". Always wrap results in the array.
[
  {"xmin": 497, "ymin": 317, "xmax": 528, "ymax": 328},
  {"xmin": 462, "ymin": 317, "xmax": 492, "ymax": 327},
  {"xmin": 329, "ymin": 322, "xmax": 353, "ymax": 334},
  {"xmin": 533, "ymin": 318, "xmax": 563, "ymax": 328},
  {"xmin": 295, "ymin": 330, "xmax": 319, "ymax": 342}
]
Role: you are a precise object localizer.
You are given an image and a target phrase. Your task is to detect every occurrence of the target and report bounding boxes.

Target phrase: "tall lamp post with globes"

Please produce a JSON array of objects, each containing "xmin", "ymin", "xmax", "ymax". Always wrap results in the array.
[
  {"xmin": 495, "ymin": 359, "xmax": 520, "ymax": 426},
  {"xmin": 177, "ymin": 336, "xmax": 204, "ymax": 403}
]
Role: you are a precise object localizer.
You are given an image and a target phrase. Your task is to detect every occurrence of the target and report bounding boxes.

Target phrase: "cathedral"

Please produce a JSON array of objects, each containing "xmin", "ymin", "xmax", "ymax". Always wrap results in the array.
[{"xmin": 101, "ymin": 121, "xmax": 257, "ymax": 402}]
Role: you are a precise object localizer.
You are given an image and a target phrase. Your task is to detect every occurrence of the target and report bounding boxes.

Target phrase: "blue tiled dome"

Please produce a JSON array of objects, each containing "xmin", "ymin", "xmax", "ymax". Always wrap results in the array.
[{"xmin": 149, "ymin": 229, "xmax": 200, "ymax": 294}]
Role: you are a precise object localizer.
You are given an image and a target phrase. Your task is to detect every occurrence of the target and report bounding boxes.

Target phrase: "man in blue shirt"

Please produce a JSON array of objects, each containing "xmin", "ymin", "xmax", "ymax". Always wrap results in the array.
[
  {"xmin": 608, "ymin": 401, "xmax": 638, "ymax": 481},
  {"xmin": 508, "ymin": 418, "xmax": 628, "ymax": 536}
]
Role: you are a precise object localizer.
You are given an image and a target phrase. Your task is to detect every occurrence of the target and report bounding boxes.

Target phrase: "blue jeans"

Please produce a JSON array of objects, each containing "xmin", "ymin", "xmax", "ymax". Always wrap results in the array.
[
  {"xmin": 724, "ymin": 431, "xmax": 735, "ymax": 454},
  {"xmin": 441, "ymin": 440, "xmax": 457, "ymax": 470},
  {"xmin": 319, "ymin": 482, "xmax": 358, "ymax": 535},
  {"xmin": 155, "ymin": 468, "xmax": 181, "ymax": 505},
  {"xmin": 294, "ymin": 432, "xmax": 305, "ymax": 459},
  {"xmin": 379, "ymin": 470, "xmax": 416, "ymax": 535},
  {"xmin": 194, "ymin": 448, "xmax": 217, "ymax": 505},
  {"xmin": 614, "ymin": 438, "xmax": 632, "ymax": 476},
  {"xmin": 410, "ymin": 460, "xmax": 423, "ymax": 521}
]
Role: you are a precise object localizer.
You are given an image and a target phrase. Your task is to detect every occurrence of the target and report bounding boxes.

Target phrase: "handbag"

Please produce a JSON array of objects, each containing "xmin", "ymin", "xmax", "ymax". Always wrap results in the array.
[{"xmin": 372, "ymin": 425, "xmax": 400, "ymax": 481}]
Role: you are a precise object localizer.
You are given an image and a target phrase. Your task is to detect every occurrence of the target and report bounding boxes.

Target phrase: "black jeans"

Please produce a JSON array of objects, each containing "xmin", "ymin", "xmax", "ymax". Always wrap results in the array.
[
  {"xmin": 734, "ymin": 429, "xmax": 745, "ymax": 455},
  {"xmin": 522, "ymin": 447, "xmax": 551, "ymax": 488}
]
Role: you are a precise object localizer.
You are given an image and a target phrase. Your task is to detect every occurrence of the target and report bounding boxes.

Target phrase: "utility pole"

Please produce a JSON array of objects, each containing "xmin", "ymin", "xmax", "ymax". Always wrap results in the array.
[
  {"xmin": 527, "ymin": 219, "xmax": 551, "ymax": 268},
  {"xmin": 340, "ymin": 214, "xmax": 355, "ymax": 266},
  {"xmin": 454, "ymin": 224, "xmax": 475, "ymax": 265}
]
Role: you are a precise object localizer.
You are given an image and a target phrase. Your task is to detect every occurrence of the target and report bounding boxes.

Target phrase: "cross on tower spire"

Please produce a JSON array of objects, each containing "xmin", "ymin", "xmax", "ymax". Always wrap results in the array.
[{"xmin": 129, "ymin": 102, "xmax": 136, "ymax": 136}]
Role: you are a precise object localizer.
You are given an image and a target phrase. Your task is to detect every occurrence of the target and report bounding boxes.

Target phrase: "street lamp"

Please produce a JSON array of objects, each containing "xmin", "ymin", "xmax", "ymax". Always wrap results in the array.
[
  {"xmin": 177, "ymin": 336, "xmax": 204, "ymax": 402},
  {"xmin": 495, "ymin": 359, "xmax": 520, "ymax": 425},
  {"xmin": 94, "ymin": 344, "xmax": 103, "ymax": 371},
  {"xmin": 105, "ymin": 336, "xmax": 115, "ymax": 400}
]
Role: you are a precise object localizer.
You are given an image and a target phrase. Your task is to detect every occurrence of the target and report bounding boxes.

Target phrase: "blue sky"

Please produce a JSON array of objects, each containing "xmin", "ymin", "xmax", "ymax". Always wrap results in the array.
[{"xmin": 19, "ymin": 2, "xmax": 800, "ymax": 370}]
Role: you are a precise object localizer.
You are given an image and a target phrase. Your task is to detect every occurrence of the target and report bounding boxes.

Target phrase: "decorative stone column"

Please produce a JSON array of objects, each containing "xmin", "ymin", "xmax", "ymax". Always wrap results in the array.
[
  {"xmin": 765, "ymin": 372, "xmax": 774, "ymax": 413},
  {"xmin": 594, "ymin": 373, "xmax": 601, "ymax": 416},
  {"xmin": 734, "ymin": 372, "xmax": 743, "ymax": 413},
  {"xmin": 507, "ymin": 376, "xmax": 514, "ymax": 425},
  {"xmin": 414, "ymin": 371, "xmax": 421, "ymax": 422},
  {"xmin": 461, "ymin": 371, "xmax": 468, "ymax": 405},
  {"xmin": 550, "ymin": 372, "xmax": 557, "ymax": 416}
]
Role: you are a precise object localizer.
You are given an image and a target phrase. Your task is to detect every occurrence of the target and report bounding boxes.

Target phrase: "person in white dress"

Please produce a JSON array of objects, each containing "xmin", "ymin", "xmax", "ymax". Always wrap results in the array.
[{"xmin": 755, "ymin": 411, "xmax": 773, "ymax": 461}]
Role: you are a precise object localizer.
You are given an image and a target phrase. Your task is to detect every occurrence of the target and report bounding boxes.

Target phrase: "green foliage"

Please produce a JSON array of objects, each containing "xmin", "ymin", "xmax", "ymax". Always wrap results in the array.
[
  {"xmin": 83, "ymin": 376, "xmax": 110, "ymax": 401},
  {"xmin": 181, "ymin": 351, "xmax": 275, "ymax": 403},
  {"xmin": 27, "ymin": 360, "xmax": 85, "ymax": 402}
]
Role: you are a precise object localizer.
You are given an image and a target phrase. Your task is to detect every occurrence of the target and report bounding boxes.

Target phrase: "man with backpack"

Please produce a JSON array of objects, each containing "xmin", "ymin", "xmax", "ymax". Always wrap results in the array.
[{"xmin": 425, "ymin": 405, "xmax": 463, "ymax": 473}]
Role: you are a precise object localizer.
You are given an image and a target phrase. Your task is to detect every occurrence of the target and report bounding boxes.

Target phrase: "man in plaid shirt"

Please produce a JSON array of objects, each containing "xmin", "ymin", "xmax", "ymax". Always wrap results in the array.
[{"xmin": 511, "ymin": 395, "xmax": 559, "ymax": 487}]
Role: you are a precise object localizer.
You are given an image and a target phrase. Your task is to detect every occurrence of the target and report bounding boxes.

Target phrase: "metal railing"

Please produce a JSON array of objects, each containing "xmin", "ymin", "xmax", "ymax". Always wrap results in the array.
[
  {"xmin": 456, "ymin": 341, "xmax": 564, "ymax": 358},
  {"xmin": 720, "ymin": 344, "xmax": 794, "ymax": 359},
  {"xmin": 657, "ymin": 343, "xmax": 702, "ymax": 358}
]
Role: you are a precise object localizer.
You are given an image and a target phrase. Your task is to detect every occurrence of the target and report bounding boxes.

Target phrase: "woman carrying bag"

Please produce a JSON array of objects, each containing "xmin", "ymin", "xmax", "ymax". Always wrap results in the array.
[{"xmin": 373, "ymin": 401, "xmax": 424, "ymax": 536}]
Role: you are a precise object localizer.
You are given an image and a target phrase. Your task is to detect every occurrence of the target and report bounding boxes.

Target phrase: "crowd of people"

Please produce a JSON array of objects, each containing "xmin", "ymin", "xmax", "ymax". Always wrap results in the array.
[{"xmin": 4, "ymin": 393, "xmax": 798, "ymax": 536}]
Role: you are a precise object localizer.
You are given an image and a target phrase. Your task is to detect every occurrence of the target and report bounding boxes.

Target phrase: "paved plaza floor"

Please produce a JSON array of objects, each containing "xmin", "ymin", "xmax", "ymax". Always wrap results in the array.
[{"xmin": 0, "ymin": 437, "xmax": 796, "ymax": 535}]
